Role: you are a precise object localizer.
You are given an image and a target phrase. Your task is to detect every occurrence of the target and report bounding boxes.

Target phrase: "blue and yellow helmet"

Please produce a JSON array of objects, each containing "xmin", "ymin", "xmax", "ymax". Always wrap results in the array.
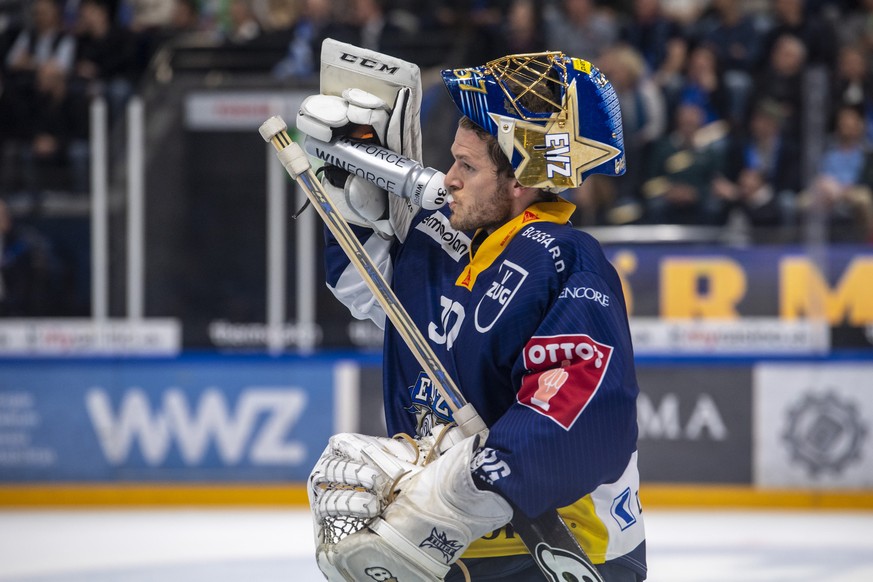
[{"xmin": 441, "ymin": 51, "xmax": 626, "ymax": 192}]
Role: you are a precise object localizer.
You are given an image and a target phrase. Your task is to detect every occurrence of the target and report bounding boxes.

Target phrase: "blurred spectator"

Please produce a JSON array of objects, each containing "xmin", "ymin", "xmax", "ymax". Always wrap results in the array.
[
  {"xmin": 758, "ymin": 0, "xmax": 837, "ymax": 70},
  {"xmin": 0, "ymin": 68, "xmax": 32, "ymax": 195},
  {"xmin": 620, "ymin": 0, "xmax": 685, "ymax": 74},
  {"xmin": 260, "ymin": 0, "xmax": 298, "ymax": 34},
  {"xmin": 567, "ymin": 174, "xmax": 626, "ymax": 226},
  {"xmin": 73, "ymin": 0, "xmax": 136, "ymax": 120},
  {"xmin": 0, "ymin": 0, "xmax": 27, "ymax": 41},
  {"xmin": 750, "ymin": 33, "xmax": 807, "ymax": 143},
  {"xmin": 695, "ymin": 0, "xmax": 763, "ymax": 123},
  {"xmin": 503, "ymin": 0, "xmax": 543, "ymax": 55},
  {"xmin": 724, "ymin": 99, "xmax": 802, "ymax": 197},
  {"xmin": 349, "ymin": 0, "xmax": 412, "ymax": 55},
  {"xmin": 671, "ymin": 44, "xmax": 730, "ymax": 125},
  {"xmin": 21, "ymin": 63, "xmax": 90, "ymax": 194},
  {"xmin": 272, "ymin": 0, "xmax": 356, "ymax": 80},
  {"xmin": 225, "ymin": 0, "xmax": 260, "ymax": 44},
  {"xmin": 642, "ymin": 101, "xmax": 727, "ymax": 224},
  {"xmin": 0, "ymin": 198, "xmax": 55, "ymax": 316},
  {"xmin": 434, "ymin": 0, "xmax": 510, "ymax": 65},
  {"xmin": 695, "ymin": 0, "xmax": 763, "ymax": 72},
  {"xmin": 544, "ymin": 0, "xmax": 618, "ymax": 61},
  {"xmin": 659, "ymin": 0, "xmax": 709, "ymax": 29},
  {"xmin": 798, "ymin": 105, "xmax": 873, "ymax": 241},
  {"xmin": 117, "ymin": 0, "xmax": 175, "ymax": 32},
  {"xmin": 593, "ymin": 43, "xmax": 666, "ymax": 224},
  {"xmin": 115, "ymin": 0, "xmax": 175, "ymax": 75},
  {"xmin": 170, "ymin": 0, "xmax": 202, "ymax": 34},
  {"xmin": 839, "ymin": 0, "xmax": 873, "ymax": 53},
  {"xmin": 711, "ymin": 167, "xmax": 786, "ymax": 240},
  {"xmin": 4, "ymin": 0, "xmax": 76, "ymax": 77},
  {"xmin": 831, "ymin": 44, "xmax": 873, "ymax": 143}
]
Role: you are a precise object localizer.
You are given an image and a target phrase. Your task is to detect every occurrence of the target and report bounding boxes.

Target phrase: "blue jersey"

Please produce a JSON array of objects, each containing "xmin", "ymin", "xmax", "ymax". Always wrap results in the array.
[{"xmin": 325, "ymin": 198, "xmax": 646, "ymax": 576}]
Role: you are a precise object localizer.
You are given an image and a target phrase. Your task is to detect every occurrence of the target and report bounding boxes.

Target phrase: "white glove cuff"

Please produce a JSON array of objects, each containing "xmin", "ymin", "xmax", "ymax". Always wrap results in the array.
[{"xmin": 437, "ymin": 436, "xmax": 513, "ymax": 524}]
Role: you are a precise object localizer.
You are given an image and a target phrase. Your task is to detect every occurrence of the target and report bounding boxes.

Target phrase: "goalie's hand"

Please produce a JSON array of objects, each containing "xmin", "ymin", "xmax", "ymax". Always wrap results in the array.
[
  {"xmin": 297, "ymin": 87, "xmax": 407, "ymax": 154},
  {"xmin": 316, "ymin": 434, "xmax": 513, "ymax": 582},
  {"xmin": 296, "ymin": 88, "xmax": 423, "ymax": 239},
  {"xmin": 309, "ymin": 432, "xmax": 425, "ymax": 528},
  {"xmin": 308, "ymin": 426, "xmax": 463, "ymax": 527}
]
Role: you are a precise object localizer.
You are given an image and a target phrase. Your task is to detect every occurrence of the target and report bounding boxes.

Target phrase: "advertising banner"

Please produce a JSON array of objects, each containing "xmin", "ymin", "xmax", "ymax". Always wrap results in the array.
[
  {"xmin": 754, "ymin": 363, "xmax": 873, "ymax": 488},
  {"xmin": 604, "ymin": 245, "xmax": 873, "ymax": 353},
  {"xmin": 0, "ymin": 357, "xmax": 351, "ymax": 482},
  {"xmin": 636, "ymin": 366, "xmax": 753, "ymax": 483}
]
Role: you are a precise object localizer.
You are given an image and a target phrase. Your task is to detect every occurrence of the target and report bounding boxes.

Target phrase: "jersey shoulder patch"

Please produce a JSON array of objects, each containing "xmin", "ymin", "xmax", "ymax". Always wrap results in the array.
[{"xmin": 517, "ymin": 333, "xmax": 614, "ymax": 430}]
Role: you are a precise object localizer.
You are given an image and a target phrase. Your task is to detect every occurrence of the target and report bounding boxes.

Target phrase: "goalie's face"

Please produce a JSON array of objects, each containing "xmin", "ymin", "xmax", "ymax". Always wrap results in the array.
[{"xmin": 445, "ymin": 126, "xmax": 516, "ymax": 233}]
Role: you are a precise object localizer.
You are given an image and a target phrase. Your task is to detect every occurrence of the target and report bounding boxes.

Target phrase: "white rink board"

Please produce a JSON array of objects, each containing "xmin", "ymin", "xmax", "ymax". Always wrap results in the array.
[{"xmin": 754, "ymin": 363, "xmax": 873, "ymax": 488}]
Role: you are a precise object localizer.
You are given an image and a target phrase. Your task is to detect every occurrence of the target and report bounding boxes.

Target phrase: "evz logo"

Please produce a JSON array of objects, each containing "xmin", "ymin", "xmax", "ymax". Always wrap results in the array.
[
  {"xmin": 543, "ymin": 133, "xmax": 571, "ymax": 178},
  {"xmin": 475, "ymin": 260, "xmax": 528, "ymax": 332},
  {"xmin": 407, "ymin": 371, "xmax": 454, "ymax": 435}
]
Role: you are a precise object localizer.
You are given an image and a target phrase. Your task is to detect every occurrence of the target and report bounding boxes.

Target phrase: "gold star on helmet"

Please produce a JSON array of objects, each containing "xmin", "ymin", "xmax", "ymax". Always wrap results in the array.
[{"xmin": 489, "ymin": 81, "xmax": 622, "ymax": 190}]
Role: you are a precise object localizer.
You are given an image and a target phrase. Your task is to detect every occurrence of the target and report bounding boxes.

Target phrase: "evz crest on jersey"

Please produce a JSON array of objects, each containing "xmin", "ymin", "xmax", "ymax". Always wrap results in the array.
[
  {"xmin": 406, "ymin": 371, "xmax": 454, "ymax": 436},
  {"xmin": 519, "ymin": 334, "xmax": 614, "ymax": 430}
]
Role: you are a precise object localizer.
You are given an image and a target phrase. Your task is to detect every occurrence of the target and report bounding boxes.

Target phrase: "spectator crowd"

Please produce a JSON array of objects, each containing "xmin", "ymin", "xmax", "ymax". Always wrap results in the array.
[{"xmin": 1, "ymin": 0, "xmax": 872, "ymax": 315}]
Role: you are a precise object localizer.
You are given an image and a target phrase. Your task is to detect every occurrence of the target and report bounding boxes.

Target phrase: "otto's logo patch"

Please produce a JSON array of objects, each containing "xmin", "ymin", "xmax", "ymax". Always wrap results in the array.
[{"xmin": 518, "ymin": 334, "xmax": 613, "ymax": 430}]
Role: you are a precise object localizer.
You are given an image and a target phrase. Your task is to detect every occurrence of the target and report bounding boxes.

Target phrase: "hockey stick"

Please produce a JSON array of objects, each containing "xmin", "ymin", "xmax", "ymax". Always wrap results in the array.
[{"xmin": 259, "ymin": 116, "xmax": 605, "ymax": 582}]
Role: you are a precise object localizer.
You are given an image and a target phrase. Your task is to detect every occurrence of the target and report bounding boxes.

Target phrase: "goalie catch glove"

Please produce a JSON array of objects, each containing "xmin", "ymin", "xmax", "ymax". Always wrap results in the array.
[
  {"xmin": 297, "ymin": 88, "xmax": 428, "ymax": 239},
  {"xmin": 308, "ymin": 425, "xmax": 466, "ymax": 541},
  {"xmin": 315, "ymin": 433, "xmax": 513, "ymax": 582}
]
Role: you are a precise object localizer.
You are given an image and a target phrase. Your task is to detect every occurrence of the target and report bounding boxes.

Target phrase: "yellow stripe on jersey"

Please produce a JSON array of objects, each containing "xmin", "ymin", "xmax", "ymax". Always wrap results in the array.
[
  {"xmin": 455, "ymin": 199, "xmax": 576, "ymax": 290},
  {"xmin": 462, "ymin": 494, "xmax": 609, "ymax": 562}
]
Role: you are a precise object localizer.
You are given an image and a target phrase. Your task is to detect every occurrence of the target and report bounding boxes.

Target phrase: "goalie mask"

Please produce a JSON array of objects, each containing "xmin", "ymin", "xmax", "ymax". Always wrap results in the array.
[{"xmin": 441, "ymin": 51, "xmax": 626, "ymax": 192}]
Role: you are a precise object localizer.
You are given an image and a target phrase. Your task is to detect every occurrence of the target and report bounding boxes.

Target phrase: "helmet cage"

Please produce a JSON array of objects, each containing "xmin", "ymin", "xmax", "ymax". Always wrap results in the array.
[{"xmin": 487, "ymin": 52, "xmax": 567, "ymax": 122}]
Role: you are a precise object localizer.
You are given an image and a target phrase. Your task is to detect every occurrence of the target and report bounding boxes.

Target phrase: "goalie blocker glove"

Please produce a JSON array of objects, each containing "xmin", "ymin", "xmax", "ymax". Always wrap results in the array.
[{"xmin": 316, "ymin": 434, "xmax": 512, "ymax": 582}]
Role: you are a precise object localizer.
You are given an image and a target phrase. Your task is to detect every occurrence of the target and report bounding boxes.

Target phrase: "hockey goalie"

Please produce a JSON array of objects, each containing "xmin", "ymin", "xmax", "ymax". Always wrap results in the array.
[{"xmin": 299, "ymin": 40, "xmax": 647, "ymax": 582}]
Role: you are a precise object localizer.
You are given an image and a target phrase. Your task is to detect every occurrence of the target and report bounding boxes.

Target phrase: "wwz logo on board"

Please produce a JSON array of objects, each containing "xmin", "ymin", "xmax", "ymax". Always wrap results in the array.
[{"xmin": 518, "ymin": 334, "xmax": 613, "ymax": 430}]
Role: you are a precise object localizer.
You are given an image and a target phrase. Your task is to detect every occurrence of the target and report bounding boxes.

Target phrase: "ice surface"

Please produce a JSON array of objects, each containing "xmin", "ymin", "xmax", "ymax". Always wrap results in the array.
[{"xmin": 1, "ymin": 508, "xmax": 872, "ymax": 581}]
